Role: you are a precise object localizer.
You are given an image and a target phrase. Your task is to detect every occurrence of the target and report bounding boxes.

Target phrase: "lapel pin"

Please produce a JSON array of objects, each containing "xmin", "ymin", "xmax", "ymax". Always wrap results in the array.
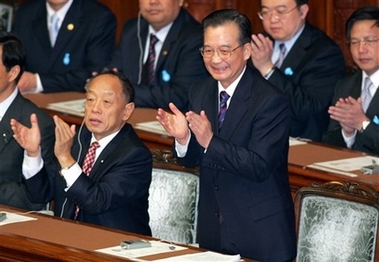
[
  {"xmin": 284, "ymin": 67, "xmax": 293, "ymax": 76},
  {"xmin": 162, "ymin": 50, "xmax": 168, "ymax": 56},
  {"xmin": 67, "ymin": 23, "xmax": 74, "ymax": 31},
  {"xmin": 63, "ymin": 53, "xmax": 70, "ymax": 65}
]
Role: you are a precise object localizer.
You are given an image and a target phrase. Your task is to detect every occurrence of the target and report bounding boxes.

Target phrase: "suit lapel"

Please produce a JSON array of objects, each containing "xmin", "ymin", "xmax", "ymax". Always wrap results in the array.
[
  {"xmin": 280, "ymin": 24, "xmax": 314, "ymax": 71},
  {"xmin": 219, "ymin": 69, "xmax": 250, "ymax": 139},
  {"xmin": 156, "ymin": 9, "xmax": 185, "ymax": 71},
  {"xmin": 0, "ymin": 93, "xmax": 23, "ymax": 154},
  {"xmin": 367, "ymin": 81, "xmax": 379, "ymax": 117},
  {"xmin": 88, "ymin": 125, "xmax": 130, "ymax": 179},
  {"xmin": 200, "ymin": 80, "xmax": 219, "ymax": 134},
  {"xmin": 32, "ymin": 7, "xmax": 53, "ymax": 57}
]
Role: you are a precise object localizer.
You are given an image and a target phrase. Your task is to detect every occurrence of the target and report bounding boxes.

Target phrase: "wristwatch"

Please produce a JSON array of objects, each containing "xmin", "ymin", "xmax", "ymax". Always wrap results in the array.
[
  {"xmin": 59, "ymin": 162, "xmax": 76, "ymax": 177},
  {"xmin": 359, "ymin": 120, "xmax": 370, "ymax": 133}
]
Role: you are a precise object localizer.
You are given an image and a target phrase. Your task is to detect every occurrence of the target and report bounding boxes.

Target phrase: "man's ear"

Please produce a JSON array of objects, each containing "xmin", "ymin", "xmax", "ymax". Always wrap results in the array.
[
  {"xmin": 299, "ymin": 4, "xmax": 309, "ymax": 19},
  {"xmin": 122, "ymin": 102, "xmax": 135, "ymax": 121},
  {"xmin": 9, "ymin": 65, "xmax": 21, "ymax": 82}
]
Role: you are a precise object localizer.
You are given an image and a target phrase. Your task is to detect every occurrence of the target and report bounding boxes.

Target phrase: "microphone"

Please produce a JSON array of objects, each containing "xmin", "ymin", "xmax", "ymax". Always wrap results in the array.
[{"xmin": 137, "ymin": 11, "xmax": 143, "ymax": 85}]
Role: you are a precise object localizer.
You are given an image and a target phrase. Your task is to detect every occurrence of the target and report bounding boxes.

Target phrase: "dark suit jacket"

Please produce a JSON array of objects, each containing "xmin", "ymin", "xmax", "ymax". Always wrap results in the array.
[
  {"xmin": 0, "ymin": 92, "xmax": 55, "ymax": 210},
  {"xmin": 108, "ymin": 8, "xmax": 208, "ymax": 111},
  {"xmin": 267, "ymin": 23, "xmax": 346, "ymax": 142},
  {"xmin": 323, "ymin": 71, "xmax": 379, "ymax": 155},
  {"xmin": 25, "ymin": 124, "xmax": 152, "ymax": 235},
  {"xmin": 12, "ymin": 0, "xmax": 116, "ymax": 92},
  {"xmin": 176, "ymin": 67, "xmax": 296, "ymax": 261}
]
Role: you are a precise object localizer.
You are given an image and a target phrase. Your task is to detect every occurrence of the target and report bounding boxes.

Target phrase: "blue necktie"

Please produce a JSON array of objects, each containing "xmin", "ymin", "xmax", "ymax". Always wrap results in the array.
[{"xmin": 218, "ymin": 91, "xmax": 230, "ymax": 129}]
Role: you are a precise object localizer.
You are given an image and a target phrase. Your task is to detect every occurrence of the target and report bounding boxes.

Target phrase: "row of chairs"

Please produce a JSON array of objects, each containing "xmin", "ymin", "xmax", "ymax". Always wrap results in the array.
[{"xmin": 150, "ymin": 149, "xmax": 379, "ymax": 261}]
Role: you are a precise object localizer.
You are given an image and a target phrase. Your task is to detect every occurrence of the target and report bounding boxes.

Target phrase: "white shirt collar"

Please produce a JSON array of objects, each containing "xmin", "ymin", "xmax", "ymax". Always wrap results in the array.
[
  {"xmin": 362, "ymin": 69, "xmax": 379, "ymax": 96},
  {"xmin": 0, "ymin": 87, "xmax": 18, "ymax": 120},
  {"xmin": 89, "ymin": 129, "xmax": 120, "ymax": 161},
  {"xmin": 273, "ymin": 24, "xmax": 305, "ymax": 62},
  {"xmin": 46, "ymin": 0, "xmax": 73, "ymax": 28},
  {"xmin": 218, "ymin": 65, "xmax": 247, "ymax": 105},
  {"xmin": 144, "ymin": 23, "xmax": 173, "ymax": 63}
]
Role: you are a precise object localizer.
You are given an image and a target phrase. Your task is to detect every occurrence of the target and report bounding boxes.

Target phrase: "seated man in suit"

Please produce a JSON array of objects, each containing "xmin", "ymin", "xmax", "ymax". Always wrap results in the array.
[
  {"xmin": 11, "ymin": 69, "xmax": 153, "ymax": 235},
  {"xmin": 11, "ymin": 0, "xmax": 116, "ymax": 93},
  {"xmin": 107, "ymin": 0, "xmax": 208, "ymax": 111},
  {"xmin": 250, "ymin": 0, "xmax": 346, "ymax": 142},
  {"xmin": 157, "ymin": 9, "xmax": 296, "ymax": 261},
  {"xmin": 0, "ymin": 32, "xmax": 55, "ymax": 210},
  {"xmin": 323, "ymin": 6, "xmax": 379, "ymax": 156}
]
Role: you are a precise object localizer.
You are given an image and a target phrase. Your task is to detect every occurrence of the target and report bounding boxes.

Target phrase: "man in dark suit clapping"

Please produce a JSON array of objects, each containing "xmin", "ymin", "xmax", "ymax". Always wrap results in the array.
[
  {"xmin": 250, "ymin": 0, "xmax": 346, "ymax": 142},
  {"xmin": 0, "ymin": 32, "xmax": 55, "ymax": 210},
  {"xmin": 11, "ymin": 70, "xmax": 152, "ymax": 235}
]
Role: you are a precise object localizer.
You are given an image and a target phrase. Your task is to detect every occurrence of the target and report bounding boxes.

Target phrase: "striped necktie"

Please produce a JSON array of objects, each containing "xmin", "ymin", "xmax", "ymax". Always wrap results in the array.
[
  {"xmin": 275, "ymin": 43, "xmax": 287, "ymax": 68},
  {"xmin": 145, "ymin": 34, "xmax": 159, "ymax": 85},
  {"xmin": 218, "ymin": 91, "xmax": 230, "ymax": 130}
]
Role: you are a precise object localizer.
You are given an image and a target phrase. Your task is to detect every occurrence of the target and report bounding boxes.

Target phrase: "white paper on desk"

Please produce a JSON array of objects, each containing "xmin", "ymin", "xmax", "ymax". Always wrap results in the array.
[
  {"xmin": 95, "ymin": 240, "xmax": 187, "ymax": 260},
  {"xmin": 0, "ymin": 211, "xmax": 37, "ymax": 226},
  {"xmin": 47, "ymin": 99, "xmax": 85, "ymax": 117},
  {"xmin": 134, "ymin": 121, "xmax": 170, "ymax": 136},
  {"xmin": 313, "ymin": 156, "xmax": 379, "ymax": 172},
  {"xmin": 289, "ymin": 137, "xmax": 308, "ymax": 146},
  {"xmin": 153, "ymin": 251, "xmax": 241, "ymax": 262}
]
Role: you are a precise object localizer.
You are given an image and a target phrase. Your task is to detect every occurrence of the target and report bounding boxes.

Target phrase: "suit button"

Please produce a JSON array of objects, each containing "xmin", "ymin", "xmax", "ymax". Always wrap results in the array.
[{"xmin": 214, "ymin": 185, "xmax": 219, "ymax": 190}]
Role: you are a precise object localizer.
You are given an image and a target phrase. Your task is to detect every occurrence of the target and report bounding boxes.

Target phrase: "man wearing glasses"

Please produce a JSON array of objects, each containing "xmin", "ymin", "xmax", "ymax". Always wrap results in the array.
[
  {"xmin": 323, "ymin": 6, "xmax": 379, "ymax": 156},
  {"xmin": 251, "ymin": 0, "xmax": 346, "ymax": 142},
  {"xmin": 157, "ymin": 9, "xmax": 296, "ymax": 261}
]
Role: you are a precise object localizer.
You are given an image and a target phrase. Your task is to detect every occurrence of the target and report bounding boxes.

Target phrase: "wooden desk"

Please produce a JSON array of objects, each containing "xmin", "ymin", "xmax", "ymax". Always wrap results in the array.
[
  {"xmin": 24, "ymin": 92, "xmax": 173, "ymax": 150},
  {"xmin": 288, "ymin": 142, "xmax": 379, "ymax": 195},
  {"xmin": 0, "ymin": 205, "xmax": 254, "ymax": 262},
  {"xmin": 24, "ymin": 93, "xmax": 379, "ymax": 194}
]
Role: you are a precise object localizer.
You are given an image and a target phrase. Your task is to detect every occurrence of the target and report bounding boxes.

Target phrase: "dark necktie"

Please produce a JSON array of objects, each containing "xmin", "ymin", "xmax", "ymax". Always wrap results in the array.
[
  {"xmin": 362, "ymin": 77, "xmax": 373, "ymax": 113},
  {"xmin": 218, "ymin": 91, "xmax": 230, "ymax": 129},
  {"xmin": 74, "ymin": 141, "xmax": 100, "ymax": 219},
  {"xmin": 275, "ymin": 43, "xmax": 287, "ymax": 68},
  {"xmin": 145, "ymin": 34, "xmax": 159, "ymax": 85}
]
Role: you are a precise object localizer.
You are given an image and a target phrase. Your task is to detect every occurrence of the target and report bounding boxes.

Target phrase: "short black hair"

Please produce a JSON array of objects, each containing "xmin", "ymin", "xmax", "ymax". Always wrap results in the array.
[
  {"xmin": 345, "ymin": 6, "xmax": 379, "ymax": 40},
  {"xmin": 86, "ymin": 69, "xmax": 135, "ymax": 103},
  {"xmin": 295, "ymin": 0, "xmax": 308, "ymax": 6},
  {"xmin": 202, "ymin": 9, "xmax": 251, "ymax": 45},
  {"xmin": 0, "ymin": 32, "xmax": 25, "ymax": 83}
]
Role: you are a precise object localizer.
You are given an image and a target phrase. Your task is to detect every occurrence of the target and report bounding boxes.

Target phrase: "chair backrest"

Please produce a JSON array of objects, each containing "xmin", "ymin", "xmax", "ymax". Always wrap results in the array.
[
  {"xmin": 294, "ymin": 181, "xmax": 379, "ymax": 262},
  {"xmin": 148, "ymin": 149, "xmax": 199, "ymax": 245}
]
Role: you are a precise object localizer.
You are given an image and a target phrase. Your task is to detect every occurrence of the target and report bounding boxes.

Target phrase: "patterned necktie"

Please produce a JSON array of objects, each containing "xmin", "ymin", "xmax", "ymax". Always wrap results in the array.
[
  {"xmin": 362, "ymin": 77, "xmax": 373, "ymax": 112},
  {"xmin": 74, "ymin": 141, "xmax": 100, "ymax": 219},
  {"xmin": 49, "ymin": 13, "xmax": 60, "ymax": 47},
  {"xmin": 218, "ymin": 91, "xmax": 230, "ymax": 129},
  {"xmin": 145, "ymin": 34, "xmax": 159, "ymax": 85},
  {"xmin": 275, "ymin": 43, "xmax": 287, "ymax": 68}
]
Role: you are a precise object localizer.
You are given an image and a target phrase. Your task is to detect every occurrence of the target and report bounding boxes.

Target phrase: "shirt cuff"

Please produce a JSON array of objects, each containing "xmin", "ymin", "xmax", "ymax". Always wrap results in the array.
[
  {"xmin": 22, "ymin": 148, "xmax": 43, "ymax": 179},
  {"xmin": 175, "ymin": 130, "xmax": 191, "ymax": 157},
  {"xmin": 342, "ymin": 129, "xmax": 357, "ymax": 149},
  {"xmin": 61, "ymin": 163, "xmax": 82, "ymax": 189},
  {"xmin": 35, "ymin": 73, "xmax": 44, "ymax": 93}
]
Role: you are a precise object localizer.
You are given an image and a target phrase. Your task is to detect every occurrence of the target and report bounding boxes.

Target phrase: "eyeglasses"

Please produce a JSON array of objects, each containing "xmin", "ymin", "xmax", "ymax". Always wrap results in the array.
[
  {"xmin": 347, "ymin": 37, "xmax": 379, "ymax": 47},
  {"xmin": 257, "ymin": 5, "xmax": 298, "ymax": 21},
  {"xmin": 199, "ymin": 43, "xmax": 245, "ymax": 59}
]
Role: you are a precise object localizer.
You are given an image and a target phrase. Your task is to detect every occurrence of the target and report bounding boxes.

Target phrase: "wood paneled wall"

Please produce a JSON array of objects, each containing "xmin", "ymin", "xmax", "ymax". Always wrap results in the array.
[{"xmin": 15, "ymin": 0, "xmax": 379, "ymax": 67}]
